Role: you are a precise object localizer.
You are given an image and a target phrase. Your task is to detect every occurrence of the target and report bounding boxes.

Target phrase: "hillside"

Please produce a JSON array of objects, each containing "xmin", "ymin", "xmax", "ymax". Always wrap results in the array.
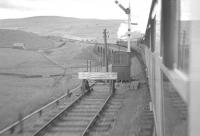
[
  {"xmin": 0, "ymin": 16, "xmax": 123, "ymax": 43},
  {"xmin": 0, "ymin": 29, "xmax": 55, "ymax": 49}
]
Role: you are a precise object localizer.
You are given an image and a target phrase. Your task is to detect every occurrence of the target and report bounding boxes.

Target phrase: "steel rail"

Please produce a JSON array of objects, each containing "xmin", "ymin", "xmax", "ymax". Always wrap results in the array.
[
  {"xmin": 81, "ymin": 93, "xmax": 113, "ymax": 136},
  {"xmin": 0, "ymin": 83, "xmax": 81, "ymax": 135},
  {"xmin": 32, "ymin": 82, "xmax": 96, "ymax": 136},
  {"xmin": 32, "ymin": 92, "xmax": 84, "ymax": 136}
]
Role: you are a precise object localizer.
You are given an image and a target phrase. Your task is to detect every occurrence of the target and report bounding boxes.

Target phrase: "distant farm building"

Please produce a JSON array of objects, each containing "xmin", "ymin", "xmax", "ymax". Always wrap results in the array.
[{"xmin": 13, "ymin": 43, "xmax": 25, "ymax": 49}]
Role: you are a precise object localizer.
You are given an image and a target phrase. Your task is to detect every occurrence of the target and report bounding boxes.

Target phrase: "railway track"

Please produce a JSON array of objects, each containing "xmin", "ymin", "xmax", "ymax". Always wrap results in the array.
[
  {"xmin": 85, "ymin": 92, "xmax": 124, "ymax": 136},
  {"xmin": 27, "ymin": 83, "xmax": 124, "ymax": 136}
]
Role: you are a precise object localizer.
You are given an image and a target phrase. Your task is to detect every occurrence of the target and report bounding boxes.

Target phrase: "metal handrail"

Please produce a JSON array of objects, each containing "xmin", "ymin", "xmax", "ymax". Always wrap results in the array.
[
  {"xmin": 32, "ymin": 91, "xmax": 84, "ymax": 136},
  {"xmin": 32, "ymin": 82, "xmax": 96, "ymax": 136},
  {"xmin": 0, "ymin": 83, "xmax": 81, "ymax": 135}
]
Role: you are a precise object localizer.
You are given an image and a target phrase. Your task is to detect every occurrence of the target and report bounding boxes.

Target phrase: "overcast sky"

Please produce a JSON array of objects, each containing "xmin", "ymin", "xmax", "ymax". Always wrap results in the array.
[{"xmin": 0, "ymin": 0, "xmax": 152, "ymax": 32}]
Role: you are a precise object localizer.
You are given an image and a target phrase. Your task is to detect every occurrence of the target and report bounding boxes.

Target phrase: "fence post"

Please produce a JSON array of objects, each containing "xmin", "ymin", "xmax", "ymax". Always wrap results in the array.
[
  {"xmin": 18, "ymin": 113, "xmax": 23, "ymax": 134},
  {"xmin": 81, "ymin": 79, "xmax": 86, "ymax": 94}
]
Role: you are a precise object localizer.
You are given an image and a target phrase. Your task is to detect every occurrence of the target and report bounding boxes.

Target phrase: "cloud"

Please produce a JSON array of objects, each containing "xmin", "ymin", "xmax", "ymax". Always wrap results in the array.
[
  {"xmin": 0, "ymin": 0, "xmax": 31, "ymax": 10},
  {"xmin": 0, "ymin": 0, "xmax": 152, "ymax": 33}
]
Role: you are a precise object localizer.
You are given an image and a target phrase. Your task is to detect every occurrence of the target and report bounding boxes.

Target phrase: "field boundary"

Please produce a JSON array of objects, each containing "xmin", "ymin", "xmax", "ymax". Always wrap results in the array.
[{"xmin": 0, "ymin": 83, "xmax": 81, "ymax": 135}]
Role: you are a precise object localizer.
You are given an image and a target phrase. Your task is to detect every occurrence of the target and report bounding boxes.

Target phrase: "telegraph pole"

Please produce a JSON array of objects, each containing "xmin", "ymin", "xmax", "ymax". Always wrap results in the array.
[
  {"xmin": 103, "ymin": 29, "xmax": 109, "ymax": 72},
  {"xmin": 87, "ymin": 60, "xmax": 88, "ymax": 72},
  {"xmin": 90, "ymin": 60, "xmax": 92, "ymax": 72}
]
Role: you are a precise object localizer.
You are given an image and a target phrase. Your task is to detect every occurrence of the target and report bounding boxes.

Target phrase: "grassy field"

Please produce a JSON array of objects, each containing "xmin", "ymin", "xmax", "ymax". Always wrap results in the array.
[
  {"xmin": 0, "ymin": 41, "xmax": 91, "ymax": 75},
  {"xmin": 0, "ymin": 75, "xmax": 80, "ymax": 130},
  {"xmin": 0, "ymin": 39, "xmax": 98, "ymax": 130},
  {"xmin": 0, "ymin": 16, "xmax": 105, "ymax": 130},
  {"xmin": 0, "ymin": 29, "xmax": 55, "ymax": 49}
]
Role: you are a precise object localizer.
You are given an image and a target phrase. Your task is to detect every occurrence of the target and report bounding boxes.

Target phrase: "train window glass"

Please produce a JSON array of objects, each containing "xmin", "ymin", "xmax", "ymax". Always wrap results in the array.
[
  {"xmin": 177, "ymin": 0, "xmax": 190, "ymax": 73},
  {"xmin": 162, "ymin": 73, "xmax": 188, "ymax": 136}
]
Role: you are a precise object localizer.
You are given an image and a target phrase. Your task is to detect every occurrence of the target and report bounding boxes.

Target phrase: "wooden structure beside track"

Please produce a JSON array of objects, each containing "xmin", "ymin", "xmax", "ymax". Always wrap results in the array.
[{"xmin": 111, "ymin": 51, "xmax": 131, "ymax": 81}]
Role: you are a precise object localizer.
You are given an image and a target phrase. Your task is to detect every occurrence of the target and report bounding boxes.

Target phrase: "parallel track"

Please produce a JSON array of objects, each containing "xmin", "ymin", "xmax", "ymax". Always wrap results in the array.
[
  {"xmin": 31, "ymin": 84, "xmax": 115, "ymax": 136},
  {"xmin": 86, "ymin": 93, "xmax": 124, "ymax": 136}
]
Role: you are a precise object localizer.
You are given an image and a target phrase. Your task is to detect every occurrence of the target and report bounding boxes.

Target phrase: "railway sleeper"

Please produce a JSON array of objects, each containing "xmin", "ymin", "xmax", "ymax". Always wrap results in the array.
[
  {"xmin": 87, "ymin": 131, "xmax": 109, "ymax": 136},
  {"xmin": 108, "ymin": 101, "xmax": 122, "ymax": 106},
  {"xmin": 66, "ymin": 112, "xmax": 96, "ymax": 117},
  {"xmin": 85, "ymin": 94, "xmax": 109, "ymax": 97},
  {"xmin": 55, "ymin": 122, "xmax": 89, "ymax": 128},
  {"xmin": 69, "ymin": 110, "xmax": 100, "ymax": 113},
  {"xmin": 96, "ymin": 120, "xmax": 114, "ymax": 127},
  {"xmin": 48, "ymin": 126, "xmax": 85, "ymax": 133},
  {"xmin": 83, "ymin": 98, "xmax": 106, "ymax": 101},
  {"xmin": 106, "ymin": 105, "xmax": 121, "ymax": 109},
  {"xmin": 96, "ymin": 118, "xmax": 115, "ymax": 124},
  {"xmin": 75, "ymin": 105, "xmax": 102, "ymax": 109},
  {"xmin": 78, "ymin": 103, "xmax": 103, "ymax": 106},
  {"xmin": 61, "ymin": 116, "xmax": 92, "ymax": 121}
]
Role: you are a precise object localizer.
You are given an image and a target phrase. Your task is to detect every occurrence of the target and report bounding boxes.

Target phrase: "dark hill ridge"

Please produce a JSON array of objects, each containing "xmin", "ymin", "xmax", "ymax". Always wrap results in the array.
[
  {"xmin": 0, "ymin": 29, "xmax": 55, "ymax": 49},
  {"xmin": 0, "ymin": 16, "xmax": 123, "ymax": 43}
]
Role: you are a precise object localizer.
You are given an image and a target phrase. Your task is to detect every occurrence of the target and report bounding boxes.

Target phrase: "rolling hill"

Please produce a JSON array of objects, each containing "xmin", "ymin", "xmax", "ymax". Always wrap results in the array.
[
  {"xmin": 0, "ymin": 16, "xmax": 122, "ymax": 131},
  {"xmin": 0, "ymin": 29, "xmax": 55, "ymax": 49},
  {"xmin": 0, "ymin": 16, "xmax": 123, "ymax": 43}
]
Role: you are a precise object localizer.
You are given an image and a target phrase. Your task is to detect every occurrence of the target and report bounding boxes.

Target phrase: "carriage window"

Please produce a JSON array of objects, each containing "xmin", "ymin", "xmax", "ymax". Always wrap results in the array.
[
  {"xmin": 162, "ymin": 0, "xmax": 190, "ymax": 73},
  {"xmin": 177, "ymin": 0, "xmax": 190, "ymax": 73}
]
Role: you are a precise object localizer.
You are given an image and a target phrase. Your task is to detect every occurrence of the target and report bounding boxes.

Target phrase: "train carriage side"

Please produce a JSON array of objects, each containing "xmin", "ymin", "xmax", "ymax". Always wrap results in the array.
[{"xmin": 137, "ymin": 0, "xmax": 200, "ymax": 136}]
